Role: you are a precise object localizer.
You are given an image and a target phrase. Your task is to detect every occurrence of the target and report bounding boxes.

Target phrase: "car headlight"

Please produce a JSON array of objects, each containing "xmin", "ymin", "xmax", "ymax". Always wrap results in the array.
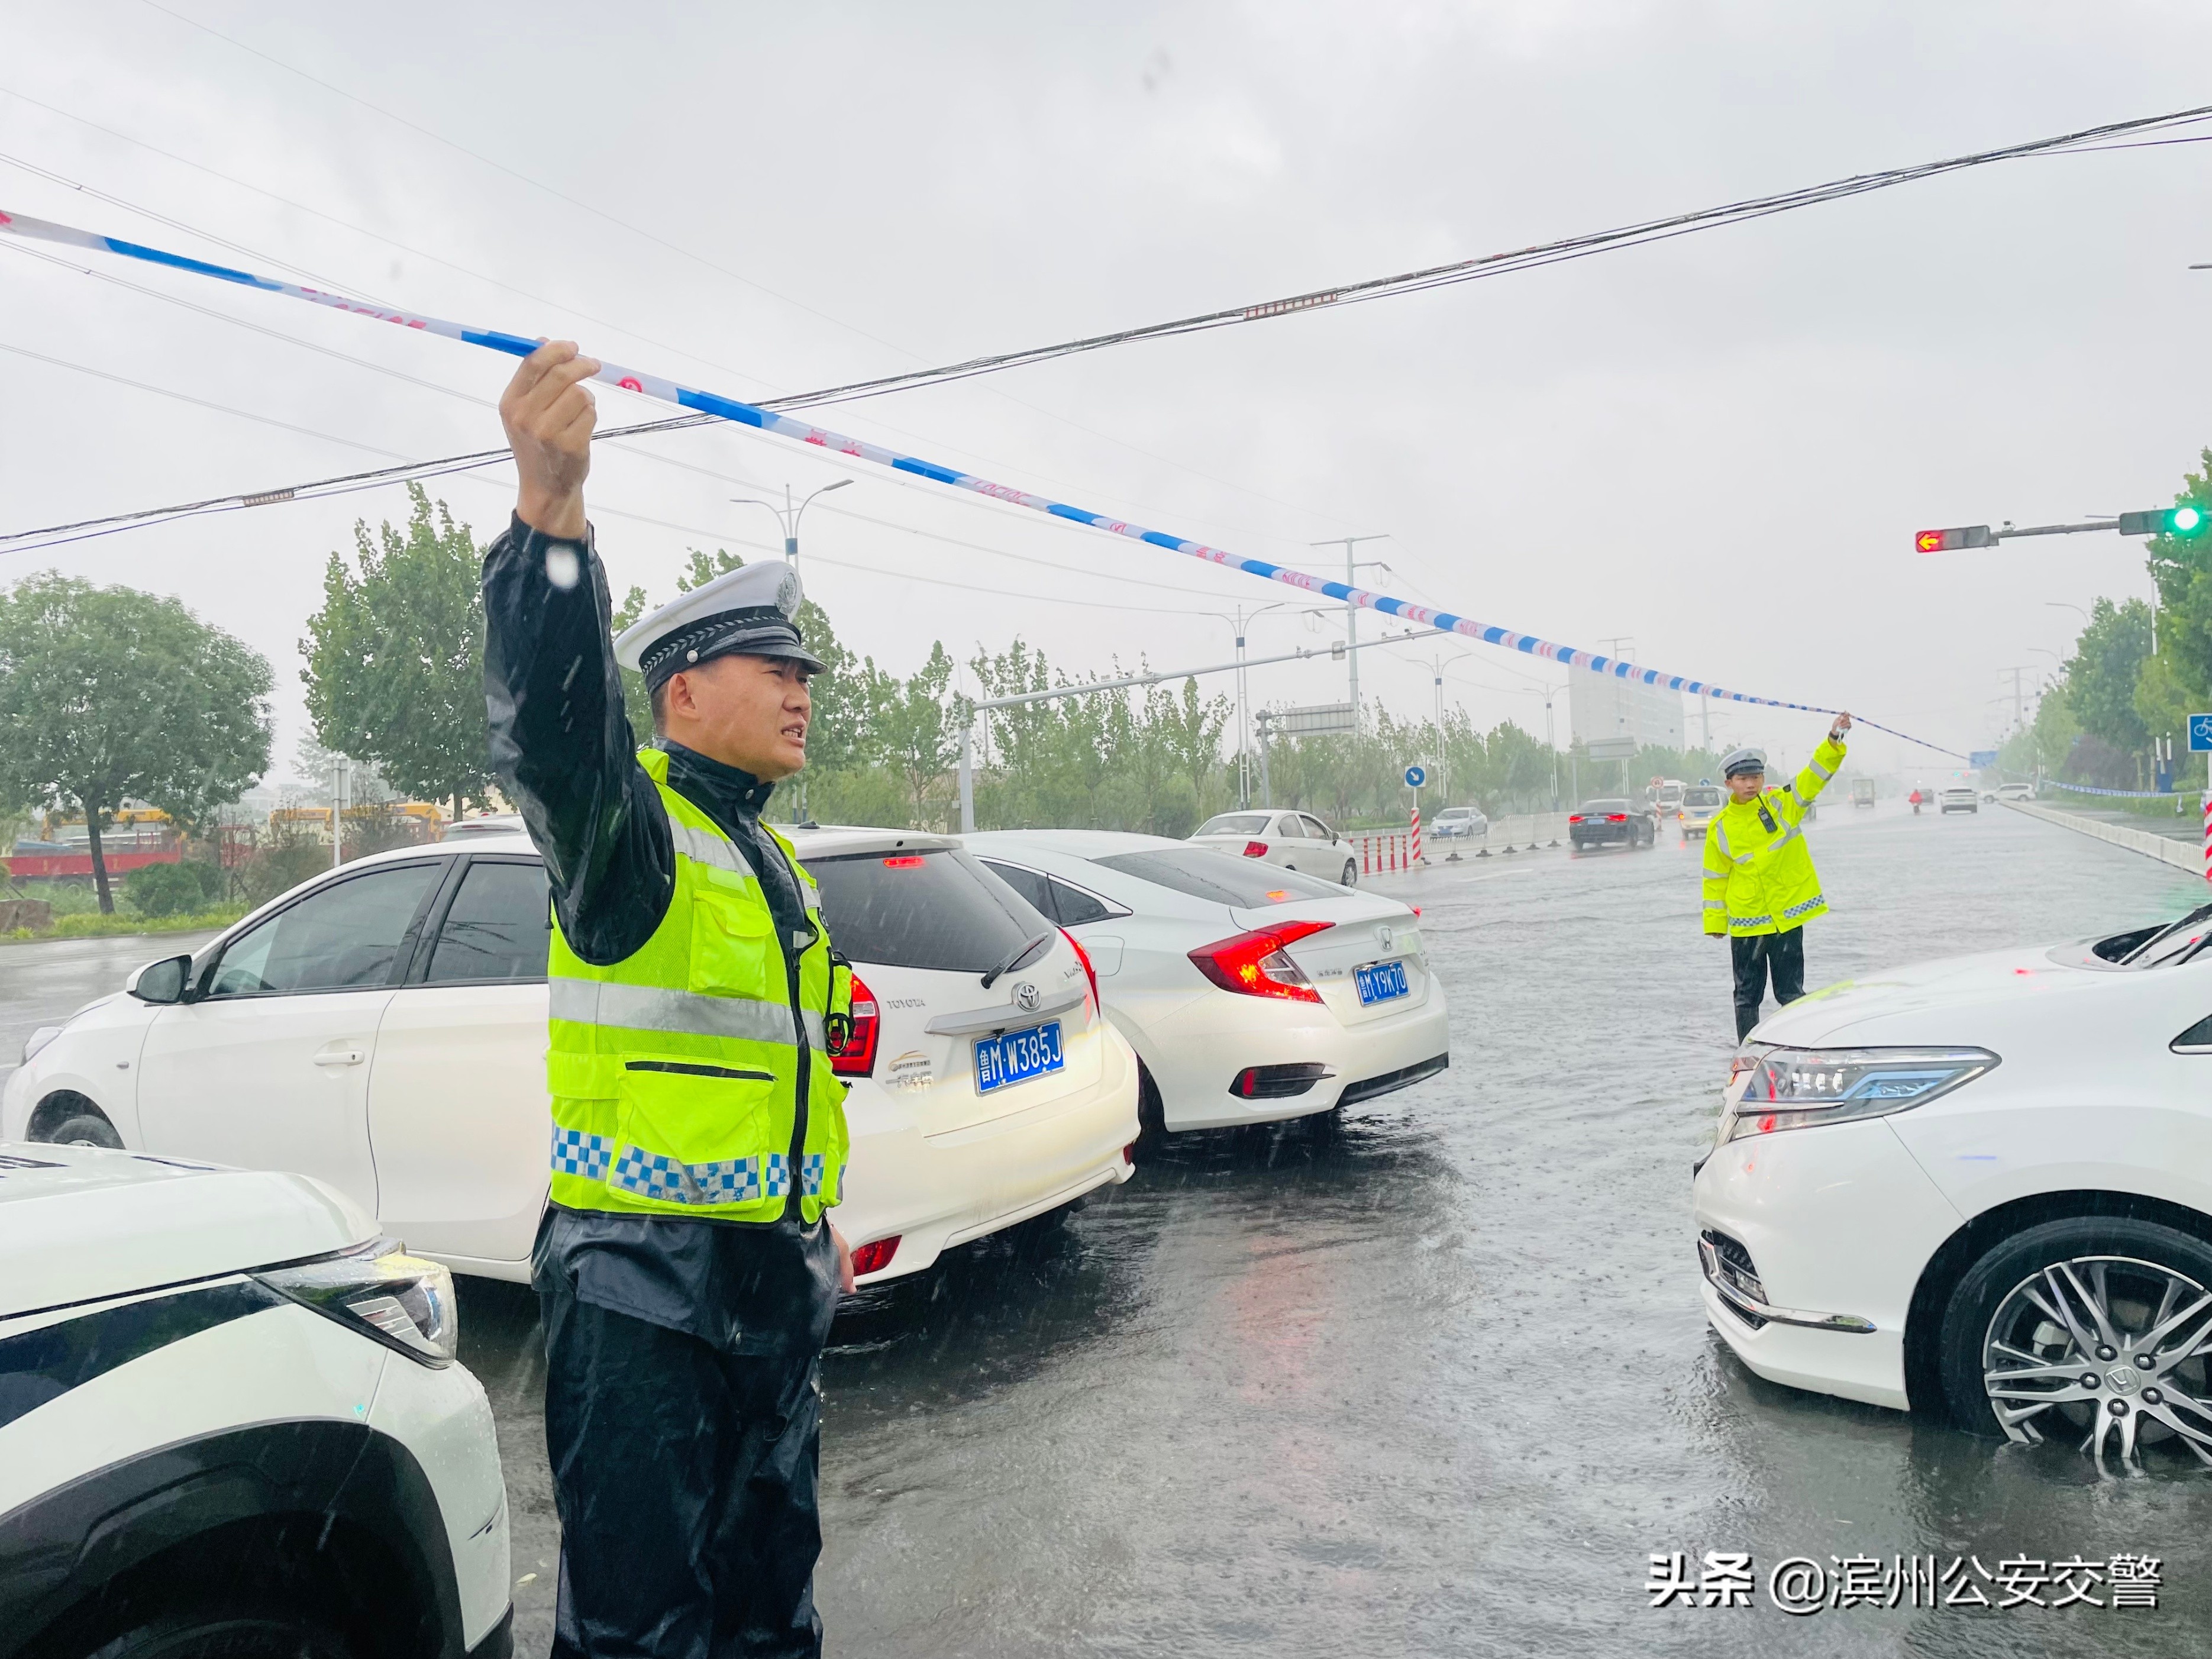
[
  {"xmin": 22, "ymin": 1025, "xmax": 62, "ymax": 1064},
  {"xmin": 254, "ymin": 1239, "xmax": 459, "ymax": 1367},
  {"xmin": 1724, "ymin": 1044, "xmax": 1997, "ymax": 1141}
]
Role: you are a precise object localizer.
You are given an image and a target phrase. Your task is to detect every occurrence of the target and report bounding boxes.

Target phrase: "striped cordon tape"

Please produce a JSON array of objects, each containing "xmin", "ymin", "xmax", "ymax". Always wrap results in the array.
[{"xmin": 0, "ymin": 205, "xmax": 1968, "ymax": 760}]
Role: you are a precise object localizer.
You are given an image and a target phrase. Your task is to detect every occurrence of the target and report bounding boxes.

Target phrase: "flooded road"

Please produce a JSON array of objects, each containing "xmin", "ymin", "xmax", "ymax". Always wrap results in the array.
[
  {"xmin": 443, "ymin": 801, "xmax": 2212, "ymax": 1655},
  {"xmin": 9, "ymin": 811, "xmax": 2203, "ymax": 1654}
]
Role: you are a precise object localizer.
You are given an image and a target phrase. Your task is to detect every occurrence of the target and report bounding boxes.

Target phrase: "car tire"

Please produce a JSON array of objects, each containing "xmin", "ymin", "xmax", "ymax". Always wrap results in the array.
[
  {"xmin": 85, "ymin": 1607, "xmax": 356, "ymax": 1659},
  {"xmin": 1936, "ymin": 1213, "xmax": 2212, "ymax": 1450},
  {"xmin": 45, "ymin": 1110, "xmax": 123, "ymax": 1150},
  {"xmin": 1340, "ymin": 859, "xmax": 1358, "ymax": 887}
]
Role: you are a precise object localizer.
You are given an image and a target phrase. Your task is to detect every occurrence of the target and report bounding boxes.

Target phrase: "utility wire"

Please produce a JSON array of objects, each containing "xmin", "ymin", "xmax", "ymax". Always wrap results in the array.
[{"xmin": 7, "ymin": 100, "xmax": 2207, "ymax": 561}]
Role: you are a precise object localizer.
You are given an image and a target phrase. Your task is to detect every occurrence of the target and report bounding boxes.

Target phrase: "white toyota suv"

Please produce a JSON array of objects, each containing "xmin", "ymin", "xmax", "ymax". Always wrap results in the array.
[
  {"xmin": 3, "ymin": 827, "xmax": 1137, "ymax": 1289},
  {"xmin": 0, "ymin": 1141, "xmax": 511, "ymax": 1657},
  {"xmin": 1693, "ymin": 903, "xmax": 2212, "ymax": 1468}
]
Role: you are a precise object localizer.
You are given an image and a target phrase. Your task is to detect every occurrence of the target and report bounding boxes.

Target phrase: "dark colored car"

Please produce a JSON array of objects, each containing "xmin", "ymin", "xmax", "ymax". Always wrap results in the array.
[{"xmin": 1569, "ymin": 798, "xmax": 1656, "ymax": 851}]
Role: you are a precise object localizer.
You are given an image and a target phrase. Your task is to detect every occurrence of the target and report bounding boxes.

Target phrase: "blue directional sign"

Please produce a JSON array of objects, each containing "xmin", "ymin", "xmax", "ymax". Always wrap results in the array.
[
  {"xmin": 1403, "ymin": 764, "xmax": 1428, "ymax": 789},
  {"xmin": 1969, "ymin": 750, "xmax": 1998, "ymax": 770},
  {"xmin": 2191, "ymin": 714, "xmax": 2212, "ymax": 754}
]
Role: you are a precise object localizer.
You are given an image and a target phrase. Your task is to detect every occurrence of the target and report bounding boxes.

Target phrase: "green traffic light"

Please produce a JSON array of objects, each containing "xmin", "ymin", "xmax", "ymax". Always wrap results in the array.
[{"xmin": 2175, "ymin": 505, "xmax": 2206, "ymax": 536}]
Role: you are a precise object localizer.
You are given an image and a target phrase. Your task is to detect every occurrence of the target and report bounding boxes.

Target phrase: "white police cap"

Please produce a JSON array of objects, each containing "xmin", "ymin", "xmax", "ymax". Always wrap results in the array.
[
  {"xmin": 1720, "ymin": 746, "xmax": 1767, "ymax": 777},
  {"xmin": 613, "ymin": 559, "xmax": 825, "ymax": 689}
]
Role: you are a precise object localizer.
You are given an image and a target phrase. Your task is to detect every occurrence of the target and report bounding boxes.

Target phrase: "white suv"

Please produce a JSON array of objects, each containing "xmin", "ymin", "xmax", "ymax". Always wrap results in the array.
[{"xmin": 0, "ymin": 1141, "xmax": 511, "ymax": 1656}]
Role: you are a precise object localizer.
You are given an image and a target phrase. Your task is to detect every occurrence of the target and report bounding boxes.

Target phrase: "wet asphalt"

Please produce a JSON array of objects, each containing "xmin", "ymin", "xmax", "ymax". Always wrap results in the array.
[{"xmin": 8, "ymin": 806, "xmax": 2212, "ymax": 1654}]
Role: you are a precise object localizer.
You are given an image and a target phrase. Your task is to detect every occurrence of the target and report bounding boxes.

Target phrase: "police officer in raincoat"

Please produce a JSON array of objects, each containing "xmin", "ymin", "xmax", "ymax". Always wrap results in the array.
[
  {"xmin": 1703, "ymin": 714, "xmax": 1852, "ymax": 1040},
  {"xmin": 483, "ymin": 340, "xmax": 856, "ymax": 1657}
]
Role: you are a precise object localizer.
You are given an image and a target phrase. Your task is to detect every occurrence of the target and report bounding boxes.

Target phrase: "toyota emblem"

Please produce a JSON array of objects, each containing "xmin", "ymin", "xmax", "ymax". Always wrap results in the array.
[{"xmin": 1013, "ymin": 982, "xmax": 1040, "ymax": 1013}]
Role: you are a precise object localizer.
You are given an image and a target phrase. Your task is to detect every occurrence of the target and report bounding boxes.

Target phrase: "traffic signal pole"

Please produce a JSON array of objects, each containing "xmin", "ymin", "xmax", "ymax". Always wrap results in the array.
[{"xmin": 1914, "ymin": 505, "xmax": 2207, "ymax": 553}]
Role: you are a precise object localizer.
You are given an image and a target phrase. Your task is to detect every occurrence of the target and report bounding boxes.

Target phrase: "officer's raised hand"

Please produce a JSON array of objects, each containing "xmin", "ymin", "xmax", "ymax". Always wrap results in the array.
[
  {"xmin": 500, "ymin": 340, "xmax": 600, "ymax": 539},
  {"xmin": 1830, "ymin": 711, "xmax": 1853, "ymax": 742}
]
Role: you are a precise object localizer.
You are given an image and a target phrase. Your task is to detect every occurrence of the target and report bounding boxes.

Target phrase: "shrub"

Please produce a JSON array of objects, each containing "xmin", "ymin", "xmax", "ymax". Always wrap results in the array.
[{"xmin": 129, "ymin": 859, "xmax": 225, "ymax": 918}]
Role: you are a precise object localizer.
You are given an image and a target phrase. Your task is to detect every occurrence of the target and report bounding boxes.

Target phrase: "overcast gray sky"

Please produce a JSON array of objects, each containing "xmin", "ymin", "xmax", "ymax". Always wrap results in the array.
[{"xmin": 4, "ymin": 1, "xmax": 2208, "ymax": 790}]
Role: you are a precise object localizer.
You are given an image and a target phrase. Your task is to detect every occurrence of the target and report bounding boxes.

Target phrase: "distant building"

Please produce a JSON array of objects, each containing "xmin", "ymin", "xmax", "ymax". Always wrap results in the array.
[{"xmin": 1570, "ymin": 670, "xmax": 1685, "ymax": 753}]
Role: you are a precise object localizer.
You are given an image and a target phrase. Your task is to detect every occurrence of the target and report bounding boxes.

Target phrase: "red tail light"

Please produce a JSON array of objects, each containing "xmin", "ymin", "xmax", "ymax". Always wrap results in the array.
[
  {"xmin": 850, "ymin": 1235, "xmax": 900, "ymax": 1276},
  {"xmin": 1607, "ymin": 814, "xmax": 1627, "ymax": 823},
  {"xmin": 880, "ymin": 854, "xmax": 926, "ymax": 869},
  {"xmin": 830, "ymin": 970, "xmax": 879, "ymax": 1077},
  {"xmin": 1242, "ymin": 840, "xmax": 1269, "ymax": 858},
  {"xmin": 1062, "ymin": 927, "xmax": 1099, "ymax": 1012},
  {"xmin": 1187, "ymin": 919, "xmax": 1333, "ymax": 1002},
  {"xmin": 1568, "ymin": 815, "xmax": 1584, "ymax": 823}
]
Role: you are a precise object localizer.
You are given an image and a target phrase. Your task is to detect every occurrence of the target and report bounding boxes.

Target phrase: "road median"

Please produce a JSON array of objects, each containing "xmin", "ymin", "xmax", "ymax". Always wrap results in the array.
[{"xmin": 2000, "ymin": 798, "xmax": 2202, "ymax": 876}]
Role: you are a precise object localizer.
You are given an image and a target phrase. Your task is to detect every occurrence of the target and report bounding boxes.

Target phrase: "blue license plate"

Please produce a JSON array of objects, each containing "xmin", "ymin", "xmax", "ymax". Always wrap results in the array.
[
  {"xmin": 974, "ymin": 1021, "xmax": 1065, "ymax": 1093},
  {"xmin": 1354, "ymin": 961, "xmax": 1409, "ymax": 1005}
]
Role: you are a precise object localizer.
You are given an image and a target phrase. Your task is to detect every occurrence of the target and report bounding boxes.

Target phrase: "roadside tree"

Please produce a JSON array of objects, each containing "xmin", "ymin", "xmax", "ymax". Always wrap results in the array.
[{"xmin": 0, "ymin": 573, "xmax": 272, "ymax": 912}]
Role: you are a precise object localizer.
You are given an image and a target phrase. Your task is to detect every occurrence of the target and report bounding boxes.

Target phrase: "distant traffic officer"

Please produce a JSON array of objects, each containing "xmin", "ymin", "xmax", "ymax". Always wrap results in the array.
[
  {"xmin": 1702, "ymin": 714, "xmax": 1853, "ymax": 1040},
  {"xmin": 483, "ymin": 340, "xmax": 856, "ymax": 1658}
]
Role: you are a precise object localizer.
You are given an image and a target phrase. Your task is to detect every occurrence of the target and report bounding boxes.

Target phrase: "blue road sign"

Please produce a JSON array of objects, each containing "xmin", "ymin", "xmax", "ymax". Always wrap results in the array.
[
  {"xmin": 1403, "ymin": 764, "xmax": 1427, "ymax": 789},
  {"xmin": 2191, "ymin": 714, "xmax": 2212, "ymax": 754},
  {"xmin": 1969, "ymin": 750, "xmax": 1998, "ymax": 769}
]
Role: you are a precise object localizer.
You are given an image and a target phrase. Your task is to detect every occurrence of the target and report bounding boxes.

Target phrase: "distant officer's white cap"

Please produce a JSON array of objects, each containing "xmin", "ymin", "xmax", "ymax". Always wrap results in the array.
[
  {"xmin": 613, "ymin": 559, "xmax": 825, "ymax": 690},
  {"xmin": 1720, "ymin": 747, "xmax": 1767, "ymax": 777}
]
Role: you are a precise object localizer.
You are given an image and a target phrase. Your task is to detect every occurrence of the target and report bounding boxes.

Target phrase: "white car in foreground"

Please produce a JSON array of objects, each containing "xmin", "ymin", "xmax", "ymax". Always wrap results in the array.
[
  {"xmin": 1187, "ymin": 810, "xmax": 1360, "ymax": 886},
  {"xmin": 0, "ymin": 1142, "xmax": 511, "ymax": 1656},
  {"xmin": 1693, "ymin": 905, "xmax": 2212, "ymax": 1467},
  {"xmin": 2, "ymin": 827, "xmax": 1136, "ymax": 1290},
  {"xmin": 960, "ymin": 831, "xmax": 1449, "ymax": 1132}
]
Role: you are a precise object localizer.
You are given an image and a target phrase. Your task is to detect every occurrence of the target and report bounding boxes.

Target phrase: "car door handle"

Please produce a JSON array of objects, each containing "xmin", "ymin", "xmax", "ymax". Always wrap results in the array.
[{"xmin": 313, "ymin": 1044, "xmax": 366, "ymax": 1067}]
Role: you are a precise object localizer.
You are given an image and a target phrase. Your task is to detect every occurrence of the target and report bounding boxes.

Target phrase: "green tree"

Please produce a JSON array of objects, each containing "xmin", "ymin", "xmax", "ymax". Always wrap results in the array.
[
  {"xmin": 302, "ymin": 484, "xmax": 492, "ymax": 819},
  {"xmin": 2064, "ymin": 597, "xmax": 2154, "ymax": 774},
  {"xmin": 0, "ymin": 573, "xmax": 272, "ymax": 912}
]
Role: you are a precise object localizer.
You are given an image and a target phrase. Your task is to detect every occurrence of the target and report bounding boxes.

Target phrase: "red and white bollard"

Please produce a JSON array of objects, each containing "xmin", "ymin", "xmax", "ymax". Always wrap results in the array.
[
  {"xmin": 1411, "ymin": 806, "xmax": 1423, "ymax": 866},
  {"xmin": 2202, "ymin": 792, "xmax": 2211, "ymax": 883}
]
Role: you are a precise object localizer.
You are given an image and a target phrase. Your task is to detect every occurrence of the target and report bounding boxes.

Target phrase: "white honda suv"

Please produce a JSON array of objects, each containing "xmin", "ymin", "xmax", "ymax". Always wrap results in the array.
[
  {"xmin": 1693, "ymin": 903, "xmax": 2212, "ymax": 1468},
  {"xmin": 0, "ymin": 1141, "xmax": 511, "ymax": 1657}
]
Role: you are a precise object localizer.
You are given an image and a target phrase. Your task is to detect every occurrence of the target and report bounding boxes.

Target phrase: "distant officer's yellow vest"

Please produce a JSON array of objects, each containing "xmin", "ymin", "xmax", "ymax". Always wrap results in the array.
[
  {"xmin": 545, "ymin": 748, "xmax": 850, "ymax": 1222},
  {"xmin": 1700, "ymin": 737, "xmax": 1845, "ymax": 938}
]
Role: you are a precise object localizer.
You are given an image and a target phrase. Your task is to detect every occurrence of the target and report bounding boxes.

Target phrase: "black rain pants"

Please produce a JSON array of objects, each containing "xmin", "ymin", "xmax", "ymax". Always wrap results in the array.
[
  {"xmin": 540, "ymin": 1270, "xmax": 828, "ymax": 1658},
  {"xmin": 1731, "ymin": 927, "xmax": 1806, "ymax": 1041}
]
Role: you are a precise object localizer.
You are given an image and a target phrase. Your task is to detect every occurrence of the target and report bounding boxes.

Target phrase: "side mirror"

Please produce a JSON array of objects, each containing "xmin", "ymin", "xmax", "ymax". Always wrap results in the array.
[{"xmin": 127, "ymin": 954, "xmax": 193, "ymax": 1005}]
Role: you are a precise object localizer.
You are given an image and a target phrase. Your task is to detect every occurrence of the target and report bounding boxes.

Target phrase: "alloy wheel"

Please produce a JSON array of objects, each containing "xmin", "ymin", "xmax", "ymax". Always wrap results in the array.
[{"xmin": 1982, "ymin": 1254, "xmax": 2212, "ymax": 1467}]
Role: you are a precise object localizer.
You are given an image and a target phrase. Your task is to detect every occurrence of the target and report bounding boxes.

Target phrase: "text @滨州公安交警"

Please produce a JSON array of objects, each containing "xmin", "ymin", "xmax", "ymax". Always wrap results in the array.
[{"xmin": 1646, "ymin": 1550, "xmax": 2163, "ymax": 1615}]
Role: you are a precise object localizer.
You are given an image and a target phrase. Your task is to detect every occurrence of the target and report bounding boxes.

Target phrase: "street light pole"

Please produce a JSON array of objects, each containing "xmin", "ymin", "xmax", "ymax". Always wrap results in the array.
[
  {"xmin": 728, "ymin": 479, "xmax": 851, "ymax": 825},
  {"xmin": 1310, "ymin": 535, "xmax": 1388, "ymax": 729}
]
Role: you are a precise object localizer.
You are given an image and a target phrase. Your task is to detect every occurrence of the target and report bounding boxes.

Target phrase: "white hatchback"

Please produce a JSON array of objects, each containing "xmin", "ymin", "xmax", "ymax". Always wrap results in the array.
[
  {"xmin": 1693, "ymin": 904, "xmax": 2212, "ymax": 1467},
  {"xmin": 1187, "ymin": 810, "xmax": 1360, "ymax": 887},
  {"xmin": 1, "ymin": 827, "xmax": 1137, "ymax": 1290},
  {"xmin": 961, "ymin": 831, "xmax": 1449, "ymax": 1132}
]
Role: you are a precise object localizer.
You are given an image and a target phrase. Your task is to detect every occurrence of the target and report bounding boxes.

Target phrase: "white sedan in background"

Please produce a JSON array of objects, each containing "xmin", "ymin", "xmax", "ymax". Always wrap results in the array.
[
  {"xmin": 961, "ymin": 831, "xmax": 1449, "ymax": 1133},
  {"xmin": 1694, "ymin": 903, "xmax": 2212, "ymax": 1467},
  {"xmin": 2, "ymin": 827, "xmax": 1137, "ymax": 1289},
  {"xmin": 1187, "ymin": 809, "xmax": 1360, "ymax": 887}
]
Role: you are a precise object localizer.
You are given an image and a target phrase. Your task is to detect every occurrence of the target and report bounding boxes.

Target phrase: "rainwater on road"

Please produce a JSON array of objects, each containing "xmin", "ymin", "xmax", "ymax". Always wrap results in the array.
[{"xmin": 7, "ymin": 808, "xmax": 2210, "ymax": 1655}]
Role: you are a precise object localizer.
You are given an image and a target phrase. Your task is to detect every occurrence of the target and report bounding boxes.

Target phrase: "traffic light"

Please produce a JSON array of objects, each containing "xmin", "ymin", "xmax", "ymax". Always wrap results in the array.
[
  {"xmin": 2117, "ymin": 505, "xmax": 2210, "ymax": 538},
  {"xmin": 1913, "ymin": 525, "xmax": 1994, "ymax": 553}
]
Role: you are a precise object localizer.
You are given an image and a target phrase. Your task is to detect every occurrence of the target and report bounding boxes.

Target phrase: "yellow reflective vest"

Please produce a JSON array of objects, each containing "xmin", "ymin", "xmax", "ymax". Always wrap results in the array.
[
  {"xmin": 545, "ymin": 748, "xmax": 851, "ymax": 1222},
  {"xmin": 1701, "ymin": 737, "xmax": 1845, "ymax": 937}
]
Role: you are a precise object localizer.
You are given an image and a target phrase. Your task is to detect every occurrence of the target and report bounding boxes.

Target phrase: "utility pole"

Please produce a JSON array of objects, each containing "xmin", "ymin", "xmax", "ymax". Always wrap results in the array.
[
  {"xmin": 1998, "ymin": 665, "xmax": 2036, "ymax": 736},
  {"xmin": 1311, "ymin": 535, "xmax": 1389, "ymax": 730},
  {"xmin": 729, "ymin": 479, "xmax": 851, "ymax": 824}
]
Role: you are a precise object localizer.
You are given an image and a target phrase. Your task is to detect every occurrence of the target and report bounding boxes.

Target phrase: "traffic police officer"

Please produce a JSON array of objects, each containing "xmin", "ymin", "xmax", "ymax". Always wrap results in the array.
[
  {"xmin": 483, "ymin": 341, "xmax": 855, "ymax": 1658},
  {"xmin": 1703, "ymin": 714, "xmax": 1853, "ymax": 1040}
]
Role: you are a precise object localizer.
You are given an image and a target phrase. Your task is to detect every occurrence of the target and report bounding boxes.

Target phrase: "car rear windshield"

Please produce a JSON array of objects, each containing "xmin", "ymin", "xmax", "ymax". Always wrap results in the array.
[
  {"xmin": 808, "ymin": 848, "xmax": 1050, "ymax": 973},
  {"xmin": 1194, "ymin": 813, "xmax": 1272, "ymax": 837},
  {"xmin": 1091, "ymin": 847, "xmax": 1345, "ymax": 906},
  {"xmin": 1578, "ymin": 800, "xmax": 1630, "ymax": 815},
  {"xmin": 1684, "ymin": 787, "xmax": 1722, "ymax": 808}
]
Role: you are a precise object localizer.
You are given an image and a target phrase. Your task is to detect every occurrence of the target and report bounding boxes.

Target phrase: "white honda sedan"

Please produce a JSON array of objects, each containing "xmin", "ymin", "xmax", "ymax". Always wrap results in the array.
[
  {"xmin": 1187, "ymin": 810, "xmax": 1360, "ymax": 887},
  {"xmin": 960, "ymin": 831, "xmax": 1449, "ymax": 1133},
  {"xmin": 1693, "ymin": 903, "xmax": 2212, "ymax": 1467},
  {"xmin": 2, "ymin": 827, "xmax": 1137, "ymax": 1289}
]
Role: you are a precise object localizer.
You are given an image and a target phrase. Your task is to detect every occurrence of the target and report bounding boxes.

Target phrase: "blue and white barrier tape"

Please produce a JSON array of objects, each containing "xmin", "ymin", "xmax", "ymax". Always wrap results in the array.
[{"xmin": 0, "ymin": 205, "xmax": 1969, "ymax": 760}]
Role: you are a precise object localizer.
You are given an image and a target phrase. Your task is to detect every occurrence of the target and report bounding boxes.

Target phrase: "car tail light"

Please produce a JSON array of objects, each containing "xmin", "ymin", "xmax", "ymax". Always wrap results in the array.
[
  {"xmin": 881, "ymin": 854, "xmax": 926, "ymax": 869},
  {"xmin": 850, "ymin": 1235, "xmax": 900, "ymax": 1276},
  {"xmin": 1242, "ymin": 840, "xmax": 1268, "ymax": 858},
  {"xmin": 1607, "ymin": 814, "xmax": 1627, "ymax": 823},
  {"xmin": 830, "ymin": 971, "xmax": 880, "ymax": 1077},
  {"xmin": 1062, "ymin": 927, "xmax": 1099, "ymax": 1012},
  {"xmin": 1567, "ymin": 815, "xmax": 1584, "ymax": 823},
  {"xmin": 1187, "ymin": 919, "xmax": 1332, "ymax": 1002}
]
